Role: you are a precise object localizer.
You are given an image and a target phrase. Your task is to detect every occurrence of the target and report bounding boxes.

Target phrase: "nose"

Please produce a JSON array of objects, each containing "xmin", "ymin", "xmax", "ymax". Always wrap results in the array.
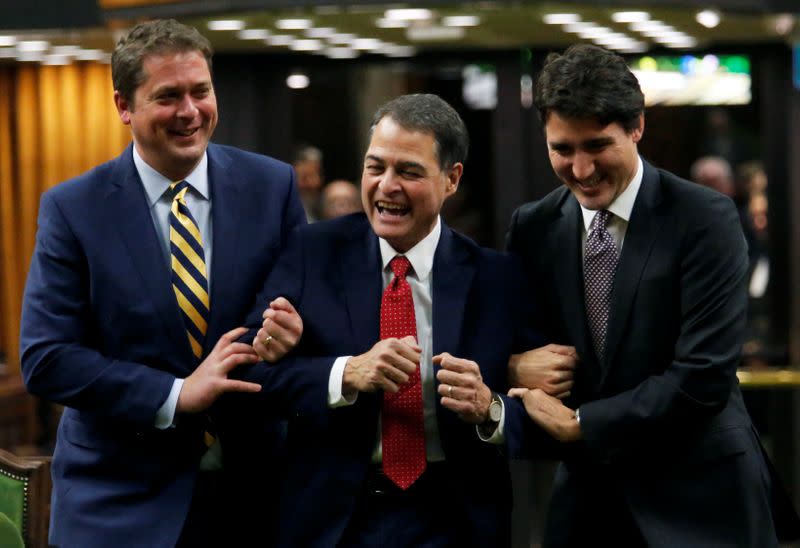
[
  {"xmin": 176, "ymin": 94, "xmax": 199, "ymax": 118},
  {"xmin": 571, "ymin": 152, "xmax": 595, "ymax": 181},
  {"xmin": 376, "ymin": 168, "xmax": 401, "ymax": 194}
]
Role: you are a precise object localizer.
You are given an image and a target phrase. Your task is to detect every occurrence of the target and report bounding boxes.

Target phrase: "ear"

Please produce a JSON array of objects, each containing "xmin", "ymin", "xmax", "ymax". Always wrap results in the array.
[
  {"xmin": 114, "ymin": 90, "xmax": 132, "ymax": 125},
  {"xmin": 630, "ymin": 113, "xmax": 645, "ymax": 144},
  {"xmin": 444, "ymin": 162, "xmax": 463, "ymax": 198}
]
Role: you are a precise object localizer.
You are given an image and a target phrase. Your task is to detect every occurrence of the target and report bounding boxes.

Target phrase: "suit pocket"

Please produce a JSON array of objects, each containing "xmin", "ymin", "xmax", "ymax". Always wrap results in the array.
[
  {"xmin": 674, "ymin": 426, "xmax": 749, "ymax": 467},
  {"xmin": 62, "ymin": 416, "xmax": 123, "ymax": 450}
]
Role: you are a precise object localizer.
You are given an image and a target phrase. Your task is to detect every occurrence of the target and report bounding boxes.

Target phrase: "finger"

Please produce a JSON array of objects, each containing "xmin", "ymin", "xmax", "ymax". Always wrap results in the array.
[
  {"xmin": 220, "ymin": 326, "xmax": 249, "ymax": 344},
  {"xmin": 378, "ymin": 363, "xmax": 410, "ymax": 387},
  {"xmin": 432, "ymin": 352, "xmax": 451, "ymax": 364},
  {"xmin": 399, "ymin": 335, "xmax": 421, "ymax": 352},
  {"xmin": 436, "ymin": 369, "xmax": 475, "ymax": 388},
  {"xmin": 252, "ymin": 339, "xmax": 271, "ymax": 361},
  {"xmin": 389, "ymin": 343, "xmax": 422, "ymax": 369},
  {"xmin": 218, "ymin": 352, "xmax": 260, "ymax": 373},
  {"xmin": 437, "ymin": 355, "xmax": 478, "ymax": 374},
  {"xmin": 266, "ymin": 309, "xmax": 302, "ymax": 331},
  {"xmin": 547, "ymin": 344, "xmax": 579, "ymax": 359},
  {"xmin": 508, "ymin": 387, "xmax": 529, "ymax": 398},
  {"xmin": 385, "ymin": 353, "xmax": 419, "ymax": 376},
  {"xmin": 220, "ymin": 342, "xmax": 259, "ymax": 359},
  {"xmin": 221, "ymin": 380, "xmax": 262, "ymax": 394},
  {"xmin": 379, "ymin": 377, "xmax": 401, "ymax": 394},
  {"xmin": 555, "ymin": 390, "xmax": 572, "ymax": 400},
  {"xmin": 269, "ymin": 296, "xmax": 296, "ymax": 313}
]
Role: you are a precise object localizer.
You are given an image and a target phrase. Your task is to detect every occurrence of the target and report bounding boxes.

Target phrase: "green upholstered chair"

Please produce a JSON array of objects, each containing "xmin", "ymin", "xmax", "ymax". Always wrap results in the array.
[
  {"xmin": 0, "ymin": 449, "xmax": 51, "ymax": 548},
  {"xmin": 0, "ymin": 511, "xmax": 24, "ymax": 548}
]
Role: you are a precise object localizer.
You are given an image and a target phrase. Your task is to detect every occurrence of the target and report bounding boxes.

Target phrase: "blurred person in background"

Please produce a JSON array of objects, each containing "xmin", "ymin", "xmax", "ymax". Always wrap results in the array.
[
  {"xmin": 293, "ymin": 144, "xmax": 324, "ymax": 222},
  {"xmin": 319, "ymin": 179, "xmax": 362, "ymax": 220}
]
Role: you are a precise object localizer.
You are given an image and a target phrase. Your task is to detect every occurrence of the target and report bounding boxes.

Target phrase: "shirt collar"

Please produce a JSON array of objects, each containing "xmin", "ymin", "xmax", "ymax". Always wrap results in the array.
[
  {"xmin": 580, "ymin": 155, "xmax": 643, "ymax": 231},
  {"xmin": 378, "ymin": 216, "xmax": 441, "ymax": 283},
  {"xmin": 133, "ymin": 145, "xmax": 210, "ymax": 207}
]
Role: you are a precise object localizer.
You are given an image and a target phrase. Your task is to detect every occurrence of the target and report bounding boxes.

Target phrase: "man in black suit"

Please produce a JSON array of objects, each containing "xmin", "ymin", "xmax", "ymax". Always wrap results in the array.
[{"xmin": 506, "ymin": 44, "xmax": 800, "ymax": 547}]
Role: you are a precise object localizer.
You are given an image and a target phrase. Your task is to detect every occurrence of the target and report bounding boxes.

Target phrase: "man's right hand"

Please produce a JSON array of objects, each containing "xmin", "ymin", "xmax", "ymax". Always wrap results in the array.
[
  {"xmin": 177, "ymin": 327, "xmax": 262, "ymax": 414},
  {"xmin": 342, "ymin": 336, "xmax": 420, "ymax": 396},
  {"xmin": 508, "ymin": 344, "xmax": 578, "ymax": 399}
]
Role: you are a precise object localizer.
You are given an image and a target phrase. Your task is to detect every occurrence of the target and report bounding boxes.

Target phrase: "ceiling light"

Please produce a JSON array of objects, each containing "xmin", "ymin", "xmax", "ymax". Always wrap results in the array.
[
  {"xmin": 266, "ymin": 35, "xmax": 294, "ymax": 46},
  {"xmin": 662, "ymin": 37, "xmax": 698, "ymax": 48},
  {"xmin": 276, "ymin": 19, "xmax": 313, "ymax": 30},
  {"xmin": 543, "ymin": 14, "xmax": 580, "ymax": 25},
  {"xmin": 351, "ymin": 38, "xmax": 384, "ymax": 50},
  {"xmin": 384, "ymin": 9, "xmax": 433, "ymax": 21},
  {"xmin": 17, "ymin": 40, "xmax": 49, "ymax": 52},
  {"xmin": 305, "ymin": 27, "xmax": 336, "ymax": 38},
  {"xmin": 51, "ymin": 45, "xmax": 80, "ymax": 55},
  {"xmin": 0, "ymin": 47, "xmax": 15, "ymax": 58},
  {"xmin": 16, "ymin": 52, "xmax": 45, "ymax": 62},
  {"xmin": 612, "ymin": 12, "xmax": 650, "ymax": 23},
  {"xmin": 207, "ymin": 20, "xmax": 245, "ymax": 31},
  {"xmin": 238, "ymin": 29, "xmax": 270, "ymax": 40},
  {"xmin": 576, "ymin": 27, "xmax": 614, "ymax": 40},
  {"xmin": 773, "ymin": 14, "xmax": 795, "ymax": 35},
  {"xmin": 43, "ymin": 54, "xmax": 71, "ymax": 66},
  {"xmin": 328, "ymin": 33, "xmax": 356, "ymax": 44},
  {"xmin": 383, "ymin": 45, "xmax": 415, "ymax": 58},
  {"xmin": 630, "ymin": 21, "xmax": 673, "ymax": 34},
  {"xmin": 406, "ymin": 26, "xmax": 465, "ymax": 41},
  {"xmin": 375, "ymin": 18, "xmax": 410, "ymax": 29},
  {"xmin": 325, "ymin": 47, "xmax": 359, "ymax": 59},
  {"xmin": 442, "ymin": 15, "xmax": 480, "ymax": 27},
  {"xmin": 286, "ymin": 73, "xmax": 309, "ymax": 89},
  {"xmin": 290, "ymin": 39, "xmax": 323, "ymax": 51},
  {"xmin": 564, "ymin": 22, "xmax": 598, "ymax": 34},
  {"xmin": 696, "ymin": 10, "xmax": 721, "ymax": 29},
  {"xmin": 0, "ymin": 36, "xmax": 16, "ymax": 47},
  {"xmin": 75, "ymin": 49, "xmax": 105, "ymax": 61}
]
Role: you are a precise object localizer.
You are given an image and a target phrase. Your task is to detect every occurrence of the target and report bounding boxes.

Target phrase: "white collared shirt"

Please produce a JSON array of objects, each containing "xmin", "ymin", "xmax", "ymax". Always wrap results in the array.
[
  {"xmin": 327, "ymin": 217, "xmax": 447, "ymax": 462},
  {"xmin": 579, "ymin": 156, "xmax": 643, "ymax": 252}
]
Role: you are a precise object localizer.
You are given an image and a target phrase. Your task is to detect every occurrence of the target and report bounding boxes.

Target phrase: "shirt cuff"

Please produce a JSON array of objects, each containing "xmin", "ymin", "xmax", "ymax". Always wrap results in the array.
[
  {"xmin": 477, "ymin": 397, "xmax": 505, "ymax": 444},
  {"xmin": 154, "ymin": 378, "xmax": 183, "ymax": 429},
  {"xmin": 328, "ymin": 356, "xmax": 358, "ymax": 408}
]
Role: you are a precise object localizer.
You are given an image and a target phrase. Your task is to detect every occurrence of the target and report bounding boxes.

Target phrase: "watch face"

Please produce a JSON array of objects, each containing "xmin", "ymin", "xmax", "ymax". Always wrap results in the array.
[{"xmin": 489, "ymin": 399, "xmax": 502, "ymax": 422}]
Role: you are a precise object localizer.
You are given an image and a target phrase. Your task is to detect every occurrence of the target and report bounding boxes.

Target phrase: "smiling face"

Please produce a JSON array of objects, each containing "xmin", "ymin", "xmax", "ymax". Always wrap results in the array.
[
  {"xmin": 114, "ymin": 49, "xmax": 217, "ymax": 181},
  {"xmin": 361, "ymin": 116, "xmax": 462, "ymax": 253},
  {"xmin": 545, "ymin": 111, "xmax": 643, "ymax": 211}
]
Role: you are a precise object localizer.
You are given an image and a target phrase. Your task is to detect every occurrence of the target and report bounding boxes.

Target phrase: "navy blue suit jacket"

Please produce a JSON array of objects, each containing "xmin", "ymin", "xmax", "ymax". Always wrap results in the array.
[
  {"xmin": 20, "ymin": 143, "xmax": 306, "ymax": 547},
  {"xmin": 235, "ymin": 213, "xmax": 542, "ymax": 547},
  {"xmin": 507, "ymin": 161, "xmax": 800, "ymax": 546}
]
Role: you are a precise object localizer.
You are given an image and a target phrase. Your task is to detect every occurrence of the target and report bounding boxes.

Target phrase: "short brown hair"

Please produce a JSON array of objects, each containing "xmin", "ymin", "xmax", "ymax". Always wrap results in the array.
[{"xmin": 112, "ymin": 19, "xmax": 213, "ymax": 108}]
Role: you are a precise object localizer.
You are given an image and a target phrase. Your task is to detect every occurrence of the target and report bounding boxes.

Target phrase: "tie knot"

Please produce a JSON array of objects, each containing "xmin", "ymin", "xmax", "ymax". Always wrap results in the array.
[
  {"xmin": 170, "ymin": 180, "xmax": 190, "ymax": 200},
  {"xmin": 592, "ymin": 210, "xmax": 612, "ymax": 230},
  {"xmin": 389, "ymin": 255, "xmax": 412, "ymax": 279}
]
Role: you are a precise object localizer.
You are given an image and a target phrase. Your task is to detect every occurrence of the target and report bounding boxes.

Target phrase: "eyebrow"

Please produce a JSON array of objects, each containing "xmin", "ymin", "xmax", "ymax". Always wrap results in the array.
[{"xmin": 364, "ymin": 155, "xmax": 427, "ymax": 172}]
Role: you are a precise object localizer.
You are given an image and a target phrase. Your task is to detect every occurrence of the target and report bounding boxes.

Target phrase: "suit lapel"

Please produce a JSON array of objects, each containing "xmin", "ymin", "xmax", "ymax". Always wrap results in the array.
[
  {"xmin": 105, "ymin": 145, "xmax": 195, "ymax": 369},
  {"xmin": 431, "ymin": 224, "xmax": 473, "ymax": 360},
  {"xmin": 602, "ymin": 162, "xmax": 664, "ymax": 381},
  {"xmin": 204, "ymin": 145, "xmax": 239, "ymax": 351},
  {"xmin": 553, "ymin": 197, "xmax": 596, "ymax": 365},
  {"xmin": 340, "ymin": 221, "xmax": 382, "ymax": 352}
]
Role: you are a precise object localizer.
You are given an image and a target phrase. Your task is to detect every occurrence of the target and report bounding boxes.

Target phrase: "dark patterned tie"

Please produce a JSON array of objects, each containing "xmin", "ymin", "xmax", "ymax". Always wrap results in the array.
[
  {"xmin": 584, "ymin": 210, "xmax": 618, "ymax": 361},
  {"xmin": 380, "ymin": 255, "xmax": 426, "ymax": 489},
  {"xmin": 169, "ymin": 180, "xmax": 210, "ymax": 360}
]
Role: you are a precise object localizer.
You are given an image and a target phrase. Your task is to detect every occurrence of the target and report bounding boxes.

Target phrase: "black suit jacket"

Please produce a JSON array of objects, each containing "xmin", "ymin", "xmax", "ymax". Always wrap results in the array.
[{"xmin": 507, "ymin": 160, "xmax": 800, "ymax": 547}]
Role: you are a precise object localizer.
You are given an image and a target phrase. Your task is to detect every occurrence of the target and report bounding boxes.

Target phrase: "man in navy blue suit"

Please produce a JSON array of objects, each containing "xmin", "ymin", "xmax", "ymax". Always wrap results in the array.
[
  {"xmin": 19, "ymin": 19, "xmax": 305, "ymax": 547},
  {"xmin": 236, "ymin": 93, "xmax": 572, "ymax": 547}
]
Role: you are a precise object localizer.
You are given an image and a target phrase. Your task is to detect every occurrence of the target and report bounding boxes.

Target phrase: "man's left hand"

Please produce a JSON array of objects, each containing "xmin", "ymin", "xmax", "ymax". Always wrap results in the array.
[
  {"xmin": 252, "ymin": 297, "xmax": 303, "ymax": 362},
  {"xmin": 508, "ymin": 387, "xmax": 582, "ymax": 442},
  {"xmin": 435, "ymin": 353, "xmax": 492, "ymax": 424}
]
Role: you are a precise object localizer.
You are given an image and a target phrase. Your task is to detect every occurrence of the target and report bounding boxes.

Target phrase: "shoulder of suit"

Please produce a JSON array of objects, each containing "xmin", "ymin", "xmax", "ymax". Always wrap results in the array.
[{"xmin": 512, "ymin": 185, "xmax": 571, "ymax": 226}]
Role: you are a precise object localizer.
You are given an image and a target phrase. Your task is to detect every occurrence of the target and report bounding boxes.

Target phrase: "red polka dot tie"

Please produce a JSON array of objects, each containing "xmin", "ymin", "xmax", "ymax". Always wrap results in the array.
[
  {"xmin": 380, "ymin": 255, "xmax": 426, "ymax": 489},
  {"xmin": 584, "ymin": 210, "xmax": 619, "ymax": 361}
]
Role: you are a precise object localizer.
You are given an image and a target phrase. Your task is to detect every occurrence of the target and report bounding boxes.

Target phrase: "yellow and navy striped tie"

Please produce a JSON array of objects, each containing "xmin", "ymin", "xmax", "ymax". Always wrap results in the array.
[{"xmin": 169, "ymin": 180, "xmax": 209, "ymax": 360}]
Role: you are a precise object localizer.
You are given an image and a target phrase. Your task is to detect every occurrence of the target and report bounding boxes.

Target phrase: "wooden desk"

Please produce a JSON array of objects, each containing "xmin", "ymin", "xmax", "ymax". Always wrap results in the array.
[{"xmin": 737, "ymin": 368, "xmax": 800, "ymax": 388}]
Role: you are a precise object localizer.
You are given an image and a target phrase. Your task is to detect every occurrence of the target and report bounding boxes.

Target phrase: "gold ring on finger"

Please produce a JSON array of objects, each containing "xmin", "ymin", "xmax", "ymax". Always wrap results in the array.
[
  {"xmin": 263, "ymin": 335, "xmax": 274, "ymax": 347},
  {"xmin": 448, "ymin": 385, "xmax": 454, "ymax": 398}
]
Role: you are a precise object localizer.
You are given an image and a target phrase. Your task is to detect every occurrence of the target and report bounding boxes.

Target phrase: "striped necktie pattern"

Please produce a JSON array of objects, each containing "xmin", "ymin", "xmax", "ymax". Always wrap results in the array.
[{"xmin": 169, "ymin": 180, "xmax": 210, "ymax": 359}]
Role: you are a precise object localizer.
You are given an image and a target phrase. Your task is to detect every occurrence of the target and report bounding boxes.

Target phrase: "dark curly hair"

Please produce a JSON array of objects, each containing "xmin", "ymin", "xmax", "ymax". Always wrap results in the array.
[{"xmin": 534, "ymin": 44, "xmax": 644, "ymax": 132}]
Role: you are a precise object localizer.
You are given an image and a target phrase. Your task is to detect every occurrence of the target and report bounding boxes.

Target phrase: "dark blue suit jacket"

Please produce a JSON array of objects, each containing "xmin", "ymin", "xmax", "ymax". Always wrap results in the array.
[
  {"xmin": 20, "ymin": 143, "xmax": 306, "ymax": 547},
  {"xmin": 235, "ymin": 213, "xmax": 542, "ymax": 547},
  {"xmin": 507, "ymin": 161, "xmax": 800, "ymax": 546}
]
